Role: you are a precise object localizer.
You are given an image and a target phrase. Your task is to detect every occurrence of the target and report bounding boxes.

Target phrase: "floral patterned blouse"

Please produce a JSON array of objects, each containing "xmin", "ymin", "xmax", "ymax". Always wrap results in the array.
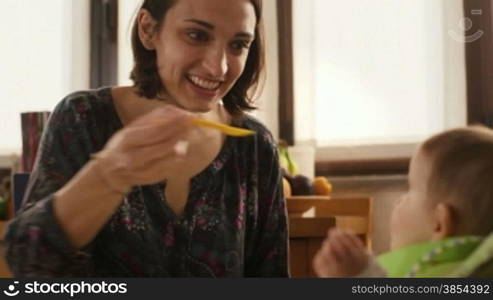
[{"xmin": 5, "ymin": 87, "xmax": 289, "ymax": 277}]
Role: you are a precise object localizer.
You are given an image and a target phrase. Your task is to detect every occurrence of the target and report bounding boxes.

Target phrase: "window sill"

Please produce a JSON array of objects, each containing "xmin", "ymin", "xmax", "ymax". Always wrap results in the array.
[{"xmin": 314, "ymin": 143, "xmax": 415, "ymax": 176}]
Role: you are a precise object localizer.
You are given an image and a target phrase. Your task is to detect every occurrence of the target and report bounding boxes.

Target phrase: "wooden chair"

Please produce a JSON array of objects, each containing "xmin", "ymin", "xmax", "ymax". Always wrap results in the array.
[{"xmin": 287, "ymin": 196, "xmax": 373, "ymax": 278}]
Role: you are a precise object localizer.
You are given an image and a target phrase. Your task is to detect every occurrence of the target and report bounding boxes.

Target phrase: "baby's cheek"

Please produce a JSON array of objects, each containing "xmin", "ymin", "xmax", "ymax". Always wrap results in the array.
[
  {"xmin": 389, "ymin": 207, "xmax": 407, "ymax": 249},
  {"xmin": 389, "ymin": 207, "xmax": 401, "ymax": 232}
]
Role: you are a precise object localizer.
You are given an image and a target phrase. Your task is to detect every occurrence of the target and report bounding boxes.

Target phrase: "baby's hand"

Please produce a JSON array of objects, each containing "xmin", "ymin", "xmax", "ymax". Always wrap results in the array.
[{"xmin": 312, "ymin": 228, "xmax": 370, "ymax": 277}]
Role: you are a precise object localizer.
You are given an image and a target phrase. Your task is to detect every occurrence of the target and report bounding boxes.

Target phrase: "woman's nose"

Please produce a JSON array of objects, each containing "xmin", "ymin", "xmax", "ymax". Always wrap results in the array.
[{"xmin": 202, "ymin": 47, "xmax": 228, "ymax": 78}]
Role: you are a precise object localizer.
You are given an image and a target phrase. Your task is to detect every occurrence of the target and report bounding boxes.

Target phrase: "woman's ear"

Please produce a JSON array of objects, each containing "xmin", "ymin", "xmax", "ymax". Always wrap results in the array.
[
  {"xmin": 432, "ymin": 203, "xmax": 455, "ymax": 240},
  {"xmin": 137, "ymin": 9, "xmax": 158, "ymax": 50}
]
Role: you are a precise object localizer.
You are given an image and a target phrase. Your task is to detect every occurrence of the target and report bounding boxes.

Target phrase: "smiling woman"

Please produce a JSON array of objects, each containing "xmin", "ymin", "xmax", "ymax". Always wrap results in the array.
[
  {"xmin": 5, "ymin": 0, "xmax": 288, "ymax": 277},
  {"xmin": 130, "ymin": 0, "xmax": 264, "ymax": 116}
]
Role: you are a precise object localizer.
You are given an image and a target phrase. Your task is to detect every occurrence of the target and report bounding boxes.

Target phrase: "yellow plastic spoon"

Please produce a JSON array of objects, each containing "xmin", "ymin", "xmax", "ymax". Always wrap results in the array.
[{"xmin": 190, "ymin": 118, "xmax": 255, "ymax": 137}]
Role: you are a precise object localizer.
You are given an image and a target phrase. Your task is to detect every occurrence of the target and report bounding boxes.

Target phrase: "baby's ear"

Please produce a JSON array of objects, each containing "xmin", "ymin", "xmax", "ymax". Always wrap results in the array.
[{"xmin": 432, "ymin": 203, "xmax": 455, "ymax": 240}]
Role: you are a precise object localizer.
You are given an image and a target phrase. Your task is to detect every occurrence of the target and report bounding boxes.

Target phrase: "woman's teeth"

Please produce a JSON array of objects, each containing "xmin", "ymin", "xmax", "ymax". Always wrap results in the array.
[{"xmin": 188, "ymin": 75, "xmax": 221, "ymax": 90}]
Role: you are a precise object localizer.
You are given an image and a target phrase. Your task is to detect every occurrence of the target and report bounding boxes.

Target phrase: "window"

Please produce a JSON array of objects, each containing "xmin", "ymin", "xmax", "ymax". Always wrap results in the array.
[
  {"xmin": 294, "ymin": 0, "xmax": 465, "ymax": 152},
  {"xmin": 277, "ymin": 0, "xmax": 493, "ymax": 175},
  {"xmin": 91, "ymin": 0, "xmax": 118, "ymax": 88},
  {"xmin": 0, "ymin": 0, "xmax": 90, "ymax": 154}
]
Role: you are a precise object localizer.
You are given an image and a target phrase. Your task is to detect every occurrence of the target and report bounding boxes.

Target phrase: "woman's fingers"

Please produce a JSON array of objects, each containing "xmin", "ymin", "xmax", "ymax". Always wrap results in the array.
[
  {"xmin": 130, "ymin": 104, "xmax": 195, "ymax": 126},
  {"xmin": 131, "ymin": 144, "xmax": 189, "ymax": 182},
  {"xmin": 107, "ymin": 135, "xmax": 189, "ymax": 185},
  {"xmin": 96, "ymin": 105, "xmax": 197, "ymax": 187},
  {"xmin": 123, "ymin": 105, "xmax": 195, "ymax": 148},
  {"xmin": 124, "ymin": 123, "xmax": 189, "ymax": 149},
  {"xmin": 125, "ymin": 136, "xmax": 188, "ymax": 168}
]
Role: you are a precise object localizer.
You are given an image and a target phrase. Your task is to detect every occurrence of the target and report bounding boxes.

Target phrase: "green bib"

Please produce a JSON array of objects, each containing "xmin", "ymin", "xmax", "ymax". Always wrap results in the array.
[{"xmin": 377, "ymin": 235, "xmax": 488, "ymax": 277}]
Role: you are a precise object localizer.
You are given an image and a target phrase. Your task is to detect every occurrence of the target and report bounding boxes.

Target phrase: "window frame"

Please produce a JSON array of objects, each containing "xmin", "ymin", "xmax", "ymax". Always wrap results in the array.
[
  {"xmin": 90, "ymin": 0, "xmax": 119, "ymax": 88},
  {"xmin": 465, "ymin": 0, "xmax": 493, "ymax": 127},
  {"xmin": 276, "ymin": 0, "xmax": 295, "ymax": 146}
]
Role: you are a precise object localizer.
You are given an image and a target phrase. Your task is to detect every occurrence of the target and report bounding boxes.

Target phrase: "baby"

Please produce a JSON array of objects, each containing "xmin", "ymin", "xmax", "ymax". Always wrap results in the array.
[{"xmin": 313, "ymin": 126, "xmax": 493, "ymax": 277}]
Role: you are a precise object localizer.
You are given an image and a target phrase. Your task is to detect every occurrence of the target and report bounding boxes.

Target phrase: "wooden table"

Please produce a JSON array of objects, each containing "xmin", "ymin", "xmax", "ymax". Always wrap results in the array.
[
  {"xmin": 287, "ymin": 196, "xmax": 372, "ymax": 278},
  {"xmin": 289, "ymin": 216, "xmax": 336, "ymax": 277}
]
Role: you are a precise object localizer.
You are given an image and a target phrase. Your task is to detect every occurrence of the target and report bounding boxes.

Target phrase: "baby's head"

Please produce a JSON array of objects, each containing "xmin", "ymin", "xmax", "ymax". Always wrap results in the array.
[{"xmin": 390, "ymin": 126, "xmax": 493, "ymax": 250}]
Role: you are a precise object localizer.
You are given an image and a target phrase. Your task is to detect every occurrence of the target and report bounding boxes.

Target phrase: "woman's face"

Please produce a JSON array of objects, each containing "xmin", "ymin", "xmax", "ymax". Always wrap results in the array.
[{"xmin": 148, "ymin": 0, "xmax": 257, "ymax": 113}]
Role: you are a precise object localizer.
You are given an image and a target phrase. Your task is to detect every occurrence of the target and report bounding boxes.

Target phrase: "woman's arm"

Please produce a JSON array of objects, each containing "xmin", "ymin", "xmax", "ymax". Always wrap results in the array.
[
  {"xmin": 5, "ymin": 96, "xmax": 109, "ymax": 276},
  {"xmin": 52, "ymin": 158, "xmax": 130, "ymax": 249},
  {"xmin": 5, "ymin": 95, "xmax": 194, "ymax": 276}
]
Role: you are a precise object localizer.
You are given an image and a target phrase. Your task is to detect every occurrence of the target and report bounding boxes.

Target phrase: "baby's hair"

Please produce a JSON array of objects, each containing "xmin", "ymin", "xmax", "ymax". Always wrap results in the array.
[{"xmin": 420, "ymin": 125, "xmax": 493, "ymax": 235}]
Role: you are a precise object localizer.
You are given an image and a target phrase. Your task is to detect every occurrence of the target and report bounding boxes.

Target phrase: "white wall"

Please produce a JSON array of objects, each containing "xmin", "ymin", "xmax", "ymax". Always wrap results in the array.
[
  {"xmin": 68, "ymin": 1, "xmax": 91, "ymax": 92},
  {"xmin": 249, "ymin": 0, "xmax": 279, "ymax": 139},
  {"xmin": 0, "ymin": 0, "xmax": 90, "ymax": 154},
  {"xmin": 118, "ymin": 0, "xmax": 142, "ymax": 86},
  {"xmin": 293, "ymin": 0, "xmax": 316, "ymax": 145}
]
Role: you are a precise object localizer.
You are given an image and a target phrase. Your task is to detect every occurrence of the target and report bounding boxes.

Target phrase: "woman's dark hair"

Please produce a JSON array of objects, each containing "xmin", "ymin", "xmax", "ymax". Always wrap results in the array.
[{"xmin": 130, "ymin": 0, "xmax": 265, "ymax": 116}]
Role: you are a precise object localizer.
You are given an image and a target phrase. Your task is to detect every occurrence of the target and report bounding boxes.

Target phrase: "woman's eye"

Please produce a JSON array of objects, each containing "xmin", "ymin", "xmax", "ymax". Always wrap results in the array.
[
  {"xmin": 187, "ymin": 30, "xmax": 208, "ymax": 42},
  {"xmin": 231, "ymin": 40, "xmax": 251, "ymax": 51}
]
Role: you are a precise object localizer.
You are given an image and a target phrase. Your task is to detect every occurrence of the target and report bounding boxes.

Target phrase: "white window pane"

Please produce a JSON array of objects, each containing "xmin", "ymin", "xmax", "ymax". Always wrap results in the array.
[
  {"xmin": 118, "ymin": 0, "xmax": 142, "ymax": 86},
  {"xmin": 294, "ymin": 0, "xmax": 466, "ymax": 147},
  {"xmin": 0, "ymin": 0, "xmax": 89, "ymax": 153}
]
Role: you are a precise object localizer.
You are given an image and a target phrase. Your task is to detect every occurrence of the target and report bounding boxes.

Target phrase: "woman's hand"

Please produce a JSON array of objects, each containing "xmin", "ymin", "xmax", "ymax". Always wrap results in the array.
[
  {"xmin": 312, "ymin": 228, "xmax": 370, "ymax": 277},
  {"xmin": 93, "ymin": 104, "xmax": 196, "ymax": 192}
]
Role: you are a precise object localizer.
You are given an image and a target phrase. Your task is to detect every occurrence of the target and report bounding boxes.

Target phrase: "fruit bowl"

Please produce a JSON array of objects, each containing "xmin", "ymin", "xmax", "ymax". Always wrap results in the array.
[
  {"xmin": 286, "ymin": 195, "xmax": 332, "ymax": 217},
  {"xmin": 282, "ymin": 172, "xmax": 332, "ymax": 197}
]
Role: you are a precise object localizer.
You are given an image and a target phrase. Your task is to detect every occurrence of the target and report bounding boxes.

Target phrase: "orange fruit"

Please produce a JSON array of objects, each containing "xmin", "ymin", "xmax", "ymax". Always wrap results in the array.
[{"xmin": 312, "ymin": 176, "xmax": 332, "ymax": 195}]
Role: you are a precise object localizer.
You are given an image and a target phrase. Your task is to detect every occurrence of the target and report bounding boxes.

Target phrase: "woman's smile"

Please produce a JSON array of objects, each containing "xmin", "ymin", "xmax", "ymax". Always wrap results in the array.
[{"xmin": 186, "ymin": 74, "xmax": 223, "ymax": 98}]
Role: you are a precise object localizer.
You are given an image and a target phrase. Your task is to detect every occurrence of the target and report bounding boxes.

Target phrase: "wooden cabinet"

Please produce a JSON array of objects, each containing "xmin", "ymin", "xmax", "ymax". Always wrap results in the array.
[
  {"xmin": 0, "ymin": 221, "xmax": 12, "ymax": 277},
  {"xmin": 289, "ymin": 216, "xmax": 335, "ymax": 277},
  {"xmin": 287, "ymin": 196, "xmax": 372, "ymax": 278}
]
